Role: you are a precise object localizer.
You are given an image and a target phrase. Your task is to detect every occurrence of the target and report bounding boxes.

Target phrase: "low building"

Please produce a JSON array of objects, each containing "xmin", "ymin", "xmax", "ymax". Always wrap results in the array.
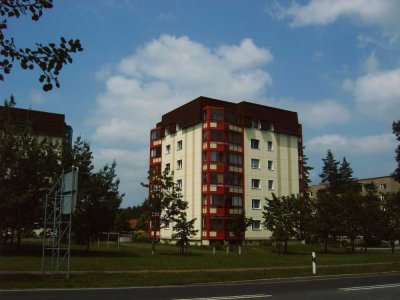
[{"xmin": 309, "ymin": 175, "xmax": 400, "ymax": 197}]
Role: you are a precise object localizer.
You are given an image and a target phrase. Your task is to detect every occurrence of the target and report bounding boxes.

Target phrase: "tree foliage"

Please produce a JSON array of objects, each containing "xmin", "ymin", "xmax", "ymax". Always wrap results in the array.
[
  {"xmin": 392, "ymin": 120, "xmax": 400, "ymax": 183},
  {"xmin": 263, "ymin": 194, "xmax": 302, "ymax": 253},
  {"xmin": 142, "ymin": 168, "xmax": 194, "ymax": 254},
  {"xmin": 66, "ymin": 137, "xmax": 124, "ymax": 251},
  {"xmin": 0, "ymin": 97, "xmax": 62, "ymax": 244},
  {"xmin": 0, "ymin": 0, "xmax": 83, "ymax": 91},
  {"xmin": 227, "ymin": 211, "xmax": 252, "ymax": 244},
  {"xmin": 0, "ymin": 101, "xmax": 124, "ymax": 248}
]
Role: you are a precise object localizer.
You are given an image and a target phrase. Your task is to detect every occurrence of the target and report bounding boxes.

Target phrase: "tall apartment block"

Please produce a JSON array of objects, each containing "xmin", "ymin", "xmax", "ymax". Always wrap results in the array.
[{"xmin": 149, "ymin": 96, "xmax": 303, "ymax": 245}]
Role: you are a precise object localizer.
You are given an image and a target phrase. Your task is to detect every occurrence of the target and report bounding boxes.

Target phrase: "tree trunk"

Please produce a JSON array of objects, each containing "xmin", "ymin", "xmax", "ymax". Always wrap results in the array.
[
  {"xmin": 351, "ymin": 238, "xmax": 355, "ymax": 253},
  {"xmin": 284, "ymin": 240, "xmax": 288, "ymax": 253},
  {"xmin": 324, "ymin": 237, "xmax": 328, "ymax": 253},
  {"xmin": 391, "ymin": 240, "xmax": 395, "ymax": 254}
]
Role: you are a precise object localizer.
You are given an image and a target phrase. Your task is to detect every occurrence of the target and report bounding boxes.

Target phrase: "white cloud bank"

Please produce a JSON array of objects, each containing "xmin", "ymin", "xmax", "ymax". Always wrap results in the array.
[
  {"xmin": 270, "ymin": 98, "xmax": 350, "ymax": 127},
  {"xmin": 93, "ymin": 35, "xmax": 274, "ymax": 148},
  {"xmin": 278, "ymin": 0, "xmax": 400, "ymax": 29},
  {"xmin": 353, "ymin": 68, "xmax": 400, "ymax": 120},
  {"xmin": 91, "ymin": 35, "xmax": 274, "ymax": 205},
  {"xmin": 307, "ymin": 133, "xmax": 395, "ymax": 154}
]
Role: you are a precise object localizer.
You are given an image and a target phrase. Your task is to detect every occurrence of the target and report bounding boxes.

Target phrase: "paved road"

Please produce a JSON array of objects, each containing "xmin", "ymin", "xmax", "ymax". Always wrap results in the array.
[{"xmin": 0, "ymin": 273, "xmax": 399, "ymax": 299}]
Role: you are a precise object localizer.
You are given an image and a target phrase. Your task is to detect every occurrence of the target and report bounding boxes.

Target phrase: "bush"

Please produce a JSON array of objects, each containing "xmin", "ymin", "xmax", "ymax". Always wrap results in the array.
[{"xmin": 132, "ymin": 230, "xmax": 149, "ymax": 242}]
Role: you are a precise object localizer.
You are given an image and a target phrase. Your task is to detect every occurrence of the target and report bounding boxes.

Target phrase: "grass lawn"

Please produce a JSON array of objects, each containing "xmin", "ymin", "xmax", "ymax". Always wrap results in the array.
[{"xmin": 1, "ymin": 239, "xmax": 399, "ymax": 289}]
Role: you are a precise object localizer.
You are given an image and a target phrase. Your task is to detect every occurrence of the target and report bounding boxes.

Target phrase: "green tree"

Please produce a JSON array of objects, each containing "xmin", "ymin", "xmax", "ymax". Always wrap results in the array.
[
  {"xmin": 64, "ymin": 137, "xmax": 123, "ymax": 251},
  {"xmin": 227, "ymin": 211, "xmax": 252, "ymax": 245},
  {"xmin": 0, "ymin": 97, "xmax": 61, "ymax": 244},
  {"xmin": 263, "ymin": 194, "xmax": 298, "ymax": 254},
  {"xmin": 360, "ymin": 186, "xmax": 383, "ymax": 251},
  {"xmin": 73, "ymin": 161, "xmax": 124, "ymax": 251},
  {"xmin": 338, "ymin": 157, "xmax": 360, "ymax": 194},
  {"xmin": 319, "ymin": 149, "xmax": 340, "ymax": 194},
  {"xmin": 392, "ymin": 120, "xmax": 400, "ymax": 183},
  {"xmin": 314, "ymin": 191, "xmax": 341, "ymax": 253},
  {"xmin": 142, "ymin": 168, "xmax": 186, "ymax": 254},
  {"xmin": 303, "ymin": 147, "xmax": 314, "ymax": 195},
  {"xmin": 171, "ymin": 200, "xmax": 198, "ymax": 255},
  {"xmin": 381, "ymin": 192, "xmax": 400, "ymax": 253},
  {"xmin": 341, "ymin": 192, "xmax": 362, "ymax": 252},
  {"xmin": 0, "ymin": 0, "xmax": 83, "ymax": 91}
]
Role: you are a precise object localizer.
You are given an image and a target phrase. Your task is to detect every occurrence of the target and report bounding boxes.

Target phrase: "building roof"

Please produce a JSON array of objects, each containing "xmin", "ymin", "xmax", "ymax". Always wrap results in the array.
[
  {"xmin": 0, "ymin": 106, "xmax": 66, "ymax": 137},
  {"xmin": 156, "ymin": 96, "xmax": 301, "ymax": 136}
]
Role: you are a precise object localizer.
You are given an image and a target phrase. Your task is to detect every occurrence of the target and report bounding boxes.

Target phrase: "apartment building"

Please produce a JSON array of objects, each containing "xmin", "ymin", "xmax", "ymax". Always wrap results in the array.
[
  {"xmin": 0, "ymin": 106, "xmax": 72, "ymax": 148},
  {"xmin": 149, "ymin": 96, "xmax": 303, "ymax": 245}
]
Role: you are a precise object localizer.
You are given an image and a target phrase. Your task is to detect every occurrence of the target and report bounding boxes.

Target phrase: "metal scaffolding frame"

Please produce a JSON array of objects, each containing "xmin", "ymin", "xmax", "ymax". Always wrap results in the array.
[{"xmin": 41, "ymin": 167, "xmax": 78, "ymax": 278}]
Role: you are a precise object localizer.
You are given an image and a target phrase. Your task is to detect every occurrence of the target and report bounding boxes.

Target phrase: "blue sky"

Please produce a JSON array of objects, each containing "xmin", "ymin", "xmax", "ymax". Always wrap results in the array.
[{"xmin": 2, "ymin": 0, "xmax": 400, "ymax": 207}]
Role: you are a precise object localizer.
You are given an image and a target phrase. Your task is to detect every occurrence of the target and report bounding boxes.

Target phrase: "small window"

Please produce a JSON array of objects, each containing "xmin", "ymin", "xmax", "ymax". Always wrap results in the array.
[
  {"xmin": 164, "ymin": 221, "xmax": 170, "ymax": 229},
  {"xmin": 252, "ymin": 119, "xmax": 261, "ymax": 129},
  {"xmin": 176, "ymin": 179, "xmax": 182, "ymax": 189},
  {"xmin": 380, "ymin": 183, "xmax": 387, "ymax": 190},
  {"xmin": 165, "ymin": 163, "xmax": 170, "ymax": 171},
  {"xmin": 166, "ymin": 144, "xmax": 171, "ymax": 154},
  {"xmin": 252, "ymin": 220, "xmax": 261, "ymax": 231},
  {"xmin": 268, "ymin": 180, "xmax": 274, "ymax": 190},
  {"xmin": 267, "ymin": 160, "xmax": 274, "ymax": 171},
  {"xmin": 251, "ymin": 158, "xmax": 260, "ymax": 169},
  {"xmin": 251, "ymin": 139, "xmax": 259, "ymax": 149},
  {"xmin": 252, "ymin": 199, "xmax": 261, "ymax": 209},
  {"xmin": 177, "ymin": 140, "xmax": 183, "ymax": 150},
  {"xmin": 177, "ymin": 159, "xmax": 183, "ymax": 170},
  {"xmin": 267, "ymin": 141, "xmax": 273, "ymax": 151},
  {"xmin": 252, "ymin": 179, "xmax": 260, "ymax": 189}
]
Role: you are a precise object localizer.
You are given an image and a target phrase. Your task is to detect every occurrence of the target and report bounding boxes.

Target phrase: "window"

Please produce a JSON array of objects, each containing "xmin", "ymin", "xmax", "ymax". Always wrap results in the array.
[
  {"xmin": 267, "ymin": 141, "xmax": 273, "ymax": 151},
  {"xmin": 268, "ymin": 180, "xmax": 274, "ymax": 190},
  {"xmin": 231, "ymin": 195, "xmax": 243, "ymax": 207},
  {"xmin": 177, "ymin": 159, "xmax": 182, "ymax": 170},
  {"xmin": 165, "ymin": 163, "xmax": 170, "ymax": 171},
  {"xmin": 210, "ymin": 194, "xmax": 224, "ymax": 207},
  {"xmin": 210, "ymin": 173, "xmax": 224, "ymax": 184},
  {"xmin": 166, "ymin": 144, "xmax": 171, "ymax": 154},
  {"xmin": 251, "ymin": 139, "xmax": 259, "ymax": 149},
  {"xmin": 252, "ymin": 220, "xmax": 261, "ymax": 231},
  {"xmin": 210, "ymin": 130, "xmax": 224, "ymax": 141},
  {"xmin": 177, "ymin": 140, "xmax": 182, "ymax": 150},
  {"xmin": 380, "ymin": 183, "xmax": 387, "ymax": 190},
  {"xmin": 150, "ymin": 147, "xmax": 161, "ymax": 158},
  {"xmin": 151, "ymin": 130, "xmax": 160, "ymax": 140},
  {"xmin": 164, "ymin": 221, "xmax": 170, "ymax": 229},
  {"xmin": 251, "ymin": 158, "xmax": 260, "ymax": 169},
  {"xmin": 252, "ymin": 179, "xmax": 260, "ymax": 189},
  {"xmin": 252, "ymin": 119, "xmax": 261, "ymax": 129},
  {"xmin": 252, "ymin": 199, "xmax": 261, "ymax": 209},
  {"xmin": 267, "ymin": 160, "xmax": 274, "ymax": 170},
  {"xmin": 228, "ymin": 153, "xmax": 242, "ymax": 165},
  {"xmin": 176, "ymin": 179, "xmax": 182, "ymax": 189}
]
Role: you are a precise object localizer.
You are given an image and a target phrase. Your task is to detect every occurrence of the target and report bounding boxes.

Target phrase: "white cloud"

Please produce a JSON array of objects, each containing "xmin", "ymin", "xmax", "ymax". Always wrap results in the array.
[
  {"xmin": 353, "ymin": 68, "xmax": 400, "ymax": 119},
  {"xmin": 91, "ymin": 35, "xmax": 274, "ymax": 205},
  {"xmin": 307, "ymin": 133, "xmax": 395, "ymax": 154},
  {"xmin": 92, "ymin": 148, "xmax": 149, "ymax": 206},
  {"xmin": 361, "ymin": 51, "xmax": 379, "ymax": 73},
  {"xmin": 30, "ymin": 91, "xmax": 46, "ymax": 104},
  {"xmin": 270, "ymin": 98, "xmax": 350, "ymax": 127},
  {"xmin": 279, "ymin": 0, "xmax": 400, "ymax": 29}
]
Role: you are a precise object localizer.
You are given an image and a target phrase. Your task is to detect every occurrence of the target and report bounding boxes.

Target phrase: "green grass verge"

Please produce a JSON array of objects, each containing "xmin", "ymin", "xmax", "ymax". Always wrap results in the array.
[{"xmin": 1, "ymin": 239, "xmax": 399, "ymax": 289}]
